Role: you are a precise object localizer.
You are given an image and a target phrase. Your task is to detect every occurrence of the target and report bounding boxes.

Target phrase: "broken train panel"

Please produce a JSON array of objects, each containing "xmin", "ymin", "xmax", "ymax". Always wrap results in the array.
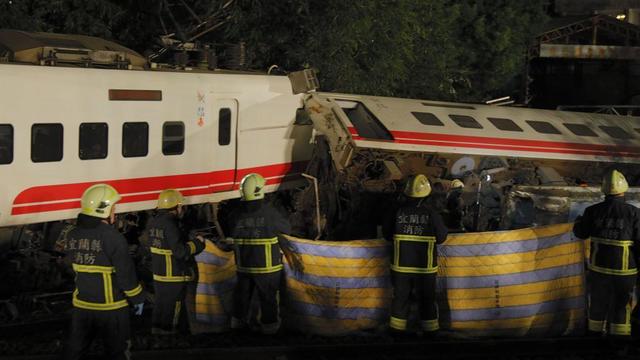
[{"xmin": 301, "ymin": 92, "xmax": 640, "ymax": 236}]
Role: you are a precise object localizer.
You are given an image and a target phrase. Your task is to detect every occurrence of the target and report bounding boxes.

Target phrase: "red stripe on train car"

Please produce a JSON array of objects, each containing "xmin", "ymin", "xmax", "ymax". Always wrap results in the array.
[
  {"xmin": 348, "ymin": 127, "xmax": 640, "ymax": 158},
  {"xmin": 13, "ymin": 169, "xmax": 235, "ymax": 205},
  {"xmin": 11, "ymin": 161, "xmax": 308, "ymax": 215}
]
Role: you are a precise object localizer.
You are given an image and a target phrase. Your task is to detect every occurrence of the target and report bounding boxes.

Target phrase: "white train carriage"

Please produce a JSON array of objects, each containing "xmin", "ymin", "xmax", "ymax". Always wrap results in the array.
[
  {"xmin": 2, "ymin": 30, "xmax": 640, "ymax": 232},
  {"xmin": 302, "ymin": 93, "xmax": 640, "ymax": 234},
  {"xmin": 0, "ymin": 31, "xmax": 314, "ymax": 228},
  {"xmin": 306, "ymin": 92, "xmax": 640, "ymax": 169}
]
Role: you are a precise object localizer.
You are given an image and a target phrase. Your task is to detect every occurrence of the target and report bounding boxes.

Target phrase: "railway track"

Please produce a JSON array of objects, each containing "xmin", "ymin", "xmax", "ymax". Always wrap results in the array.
[{"xmin": 0, "ymin": 336, "xmax": 623, "ymax": 360}]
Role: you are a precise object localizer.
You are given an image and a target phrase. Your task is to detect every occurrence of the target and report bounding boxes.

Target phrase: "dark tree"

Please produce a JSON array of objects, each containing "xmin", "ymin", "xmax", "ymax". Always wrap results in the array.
[{"xmin": 0, "ymin": 0, "xmax": 547, "ymax": 102}]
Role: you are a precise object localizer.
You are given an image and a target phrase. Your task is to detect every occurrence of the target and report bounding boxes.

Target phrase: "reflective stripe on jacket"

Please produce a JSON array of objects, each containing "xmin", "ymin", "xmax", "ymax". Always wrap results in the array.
[
  {"xmin": 234, "ymin": 237, "xmax": 283, "ymax": 273},
  {"xmin": 390, "ymin": 199, "xmax": 448, "ymax": 275},
  {"xmin": 228, "ymin": 200, "xmax": 291, "ymax": 275},
  {"xmin": 589, "ymin": 237, "xmax": 638, "ymax": 275},
  {"xmin": 574, "ymin": 196, "xmax": 640, "ymax": 276},
  {"xmin": 147, "ymin": 211, "xmax": 204, "ymax": 283},
  {"xmin": 391, "ymin": 234, "xmax": 438, "ymax": 274},
  {"xmin": 65, "ymin": 214, "xmax": 144, "ymax": 311}
]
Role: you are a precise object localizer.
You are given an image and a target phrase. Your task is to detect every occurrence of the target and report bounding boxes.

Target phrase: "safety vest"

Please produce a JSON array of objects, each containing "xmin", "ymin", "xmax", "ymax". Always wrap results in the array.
[
  {"xmin": 234, "ymin": 237, "xmax": 283, "ymax": 274},
  {"xmin": 589, "ymin": 237, "xmax": 638, "ymax": 276},
  {"xmin": 72, "ymin": 263, "xmax": 143, "ymax": 311},
  {"xmin": 150, "ymin": 246, "xmax": 196, "ymax": 282},
  {"xmin": 391, "ymin": 234, "xmax": 438, "ymax": 274}
]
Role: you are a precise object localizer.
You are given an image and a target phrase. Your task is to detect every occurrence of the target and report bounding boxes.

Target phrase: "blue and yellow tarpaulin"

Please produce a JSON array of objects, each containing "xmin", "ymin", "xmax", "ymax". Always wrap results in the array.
[
  {"xmin": 438, "ymin": 223, "xmax": 586, "ymax": 336},
  {"xmin": 282, "ymin": 237, "xmax": 392, "ymax": 336},
  {"xmin": 191, "ymin": 241, "xmax": 236, "ymax": 334},
  {"xmin": 190, "ymin": 223, "xmax": 586, "ymax": 336}
]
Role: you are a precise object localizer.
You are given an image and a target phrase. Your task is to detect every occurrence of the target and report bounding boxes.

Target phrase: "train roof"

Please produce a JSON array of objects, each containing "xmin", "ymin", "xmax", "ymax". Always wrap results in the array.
[
  {"xmin": 312, "ymin": 92, "xmax": 640, "ymax": 164},
  {"xmin": 0, "ymin": 29, "xmax": 147, "ymax": 68}
]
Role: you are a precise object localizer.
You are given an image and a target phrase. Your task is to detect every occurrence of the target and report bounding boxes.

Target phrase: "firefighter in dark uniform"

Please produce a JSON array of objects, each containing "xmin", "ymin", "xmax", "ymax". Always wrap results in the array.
[
  {"xmin": 63, "ymin": 184, "xmax": 145, "ymax": 360},
  {"xmin": 387, "ymin": 174, "xmax": 448, "ymax": 334},
  {"xmin": 574, "ymin": 170, "xmax": 640, "ymax": 338},
  {"xmin": 229, "ymin": 173, "xmax": 291, "ymax": 334},
  {"xmin": 445, "ymin": 179, "xmax": 466, "ymax": 232},
  {"xmin": 147, "ymin": 189, "xmax": 205, "ymax": 334}
]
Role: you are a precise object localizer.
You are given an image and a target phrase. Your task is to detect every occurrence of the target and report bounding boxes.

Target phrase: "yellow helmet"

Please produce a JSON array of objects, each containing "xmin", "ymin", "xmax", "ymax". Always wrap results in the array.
[
  {"xmin": 240, "ymin": 173, "xmax": 266, "ymax": 201},
  {"xmin": 602, "ymin": 170, "xmax": 629, "ymax": 195},
  {"xmin": 451, "ymin": 179, "xmax": 465, "ymax": 189},
  {"xmin": 404, "ymin": 174, "xmax": 431, "ymax": 198},
  {"xmin": 81, "ymin": 184, "xmax": 121, "ymax": 219},
  {"xmin": 157, "ymin": 189, "xmax": 183, "ymax": 209}
]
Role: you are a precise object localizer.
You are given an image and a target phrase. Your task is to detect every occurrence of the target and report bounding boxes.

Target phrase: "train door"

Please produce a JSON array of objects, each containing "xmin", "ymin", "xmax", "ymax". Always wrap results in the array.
[{"xmin": 211, "ymin": 98, "xmax": 238, "ymax": 191}]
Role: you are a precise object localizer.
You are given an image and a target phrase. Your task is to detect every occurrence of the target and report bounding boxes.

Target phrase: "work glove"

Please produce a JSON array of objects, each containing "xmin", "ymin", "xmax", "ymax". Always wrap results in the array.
[{"xmin": 133, "ymin": 302, "xmax": 144, "ymax": 316}]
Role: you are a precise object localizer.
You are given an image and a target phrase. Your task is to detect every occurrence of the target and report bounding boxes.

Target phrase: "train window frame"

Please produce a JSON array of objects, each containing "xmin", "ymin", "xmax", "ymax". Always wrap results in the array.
[
  {"xmin": 294, "ymin": 108, "xmax": 312, "ymax": 126},
  {"xmin": 219, "ymin": 108, "xmax": 232, "ymax": 145},
  {"xmin": 122, "ymin": 122, "xmax": 149, "ymax": 158},
  {"xmin": 333, "ymin": 99, "xmax": 393, "ymax": 140},
  {"xmin": 412, "ymin": 112, "xmax": 444, "ymax": 126},
  {"xmin": 79, "ymin": 123, "xmax": 108, "ymax": 160},
  {"xmin": 448, "ymin": 114, "xmax": 483, "ymax": 129},
  {"xmin": 526, "ymin": 120, "xmax": 561, "ymax": 135},
  {"xmin": 31, "ymin": 123, "xmax": 63, "ymax": 163},
  {"xmin": 487, "ymin": 117, "xmax": 523, "ymax": 132},
  {"xmin": 0, "ymin": 124, "xmax": 13, "ymax": 165},
  {"xmin": 563, "ymin": 123, "xmax": 598, "ymax": 137},
  {"xmin": 162, "ymin": 121, "xmax": 185, "ymax": 155},
  {"xmin": 599, "ymin": 125, "xmax": 633, "ymax": 140}
]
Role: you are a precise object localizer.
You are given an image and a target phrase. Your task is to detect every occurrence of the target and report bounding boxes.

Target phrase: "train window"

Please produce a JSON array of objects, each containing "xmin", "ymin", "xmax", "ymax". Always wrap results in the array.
[
  {"xmin": 488, "ymin": 117, "xmax": 523, "ymax": 132},
  {"xmin": 449, "ymin": 115, "xmax": 483, "ymax": 129},
  {"xmin": 219, "ymin": 108, "xmax": 231, "ymax": 145},
  {"xmin": 334, "ymin": 99, "xmax": 393, "ymax": 140},
  {"xmin": 294, "ymin": 108, "xmax": 312, "ymax": 125},
  {"xmin": 563, "ymin": 123, "xmax": 598, "ymax": 137},
  {"xmin": 0, "ymin": 124, "xmax": 13, "ymax": 165},
  {"xmin": 526, "ymin": 120, "xmax": 561, "ymax": 134},
  {"xmin": 412, "ymin": 112, "xmax": 444, "ymax": 126},
  {"xmin": 79, "ymin": 123, "xmax": 108, "ymax": 160},
  {"xmin": 31, "ymin": 123, "xmax": 63, "ymax": 162},
  {"xmin": 122, "ymin": 122, "xmax": 149, "ymax": 157},
  {"xmin": 599, "ymin": 125, "xmax": 633, "ymax": 139},
  {"xmin": 635, "ymin": 128, "xmax": 640, "ymax": 135},
  {"xmin": 0, "ymin": 124, "xmax": 12, "ymax": 164},
  {"xmin": 162, "ymin": 122, "xmax": 185, "ymax": 155}
]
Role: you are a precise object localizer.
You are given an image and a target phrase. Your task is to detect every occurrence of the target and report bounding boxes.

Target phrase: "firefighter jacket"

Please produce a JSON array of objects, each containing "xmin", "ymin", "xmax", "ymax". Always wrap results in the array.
[
  {"xmin": 64, "ymin": 214, "xmax": 145, "ymax": 311},
  {"xmin": 573, "ymin": 196, "xmax": 640, "ymax": 276},
  {"xmin": 228, "ymin": 200, "xmax": 292, "ymax": 274},
  {"xmin": 147, "ymin": 210, "xmax": 205, "ymax": 282},
  {"xmin": 387, "ymin": 198, "xmax": 448, "ymax": 274}
]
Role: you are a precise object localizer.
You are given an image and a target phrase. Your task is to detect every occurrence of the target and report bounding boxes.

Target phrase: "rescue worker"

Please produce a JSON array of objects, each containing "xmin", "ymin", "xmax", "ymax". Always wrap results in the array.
[
  {"xmin": 228, "ymin": 173, "xmax": 291, "ymax": 334},
  {"xmin": 573, "ymin": 170, "xmax": 640, "ymax": 338},
  {"xmin": 445, "ymin": 179, "xmax": 466, "ymax": 232},
  {"xmin": 63, "ymin": 184, "xmax": 145, "ymax": 360},
  {"xmin": 387, "ymin": 174, "xmax": 448, "ymax": 335},
  {"xmin": 147, "ymin": 189, "xmax": 205, "ymax": 334}
]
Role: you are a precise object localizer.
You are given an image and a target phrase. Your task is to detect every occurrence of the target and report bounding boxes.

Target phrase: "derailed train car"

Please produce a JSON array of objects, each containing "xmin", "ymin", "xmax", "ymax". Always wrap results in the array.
[
  {"xmin": 1, "ymin": 30, "xmax": 640, "ymax": 298},
  {"xmin": 300, "ymin": 93, "xmax": 640, "ymax": 237}
]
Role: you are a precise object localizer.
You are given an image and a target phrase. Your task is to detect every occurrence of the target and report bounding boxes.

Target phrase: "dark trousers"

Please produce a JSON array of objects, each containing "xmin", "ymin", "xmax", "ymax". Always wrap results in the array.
[
  {"xmin": 588, "ymin": 271, "xmax": 636, "ymax": 336},
  {"xmin": 390, "ymin": 271, "xmax": 438, "ymax": 332},
  {"xmin": 152, "ymin": 281, "xmax": 188, "ymax": 333},
  {"xmin": 232, "ymin": 271, "xmax": 281, "ymax": 325},
  {"xmin": 64, "ymin": 307, "xmax": 131, "ymax": 360}
]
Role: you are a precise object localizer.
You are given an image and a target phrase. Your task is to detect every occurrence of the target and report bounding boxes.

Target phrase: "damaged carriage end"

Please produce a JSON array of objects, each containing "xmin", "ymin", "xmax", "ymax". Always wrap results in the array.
[{"xmin": 303, "ymin": 93, "xmax": 356, "ymax": 172}]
